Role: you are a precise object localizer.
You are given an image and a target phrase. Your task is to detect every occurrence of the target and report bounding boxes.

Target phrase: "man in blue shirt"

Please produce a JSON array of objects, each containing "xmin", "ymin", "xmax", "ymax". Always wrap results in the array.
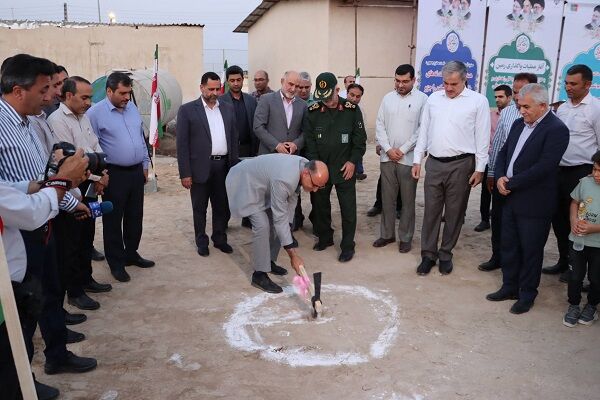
[{"xmin": 87, "ymin": 72, "xmax": 154, "ymax": 282}]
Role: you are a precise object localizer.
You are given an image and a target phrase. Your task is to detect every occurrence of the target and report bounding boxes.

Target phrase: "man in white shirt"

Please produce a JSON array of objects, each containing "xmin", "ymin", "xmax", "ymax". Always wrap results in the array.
[
  {"xmin": 543, "ymin": 64, "xmax": 600, "ymax": 280},
  {"xmin": 412, "ymin": 61, "xmax": 490, "ymax": 275},
  {"xmin": 373, "ymin": 64, "xmax": 427, "ymax": 253},
  {"xmin": 338, "ymin": 75, "xmax": 355, "ymax": 99}
]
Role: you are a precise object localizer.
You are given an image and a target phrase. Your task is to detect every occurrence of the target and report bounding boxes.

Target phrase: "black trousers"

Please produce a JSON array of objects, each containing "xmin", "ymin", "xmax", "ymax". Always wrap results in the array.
[
  {"xmin": 0, "ymin": 322, "xmax": 19, "ymax": 400},
  {"xmin": 102, "ymin": 163, "xmax": 145, "ymax": 269},
  {"xmin": 190, "ymin": 158, "xmax": 230, "ymax": 248},
  {"xmin": 479, "ymin": 166, "xmax": 491, "ymax": 222},
  {"xmin": 551, "ymin": 164, "xmax": 593, "ymax": 263},
  {"xmin": 500, "ymin": 203, "xmax": 552, "ymax": 303},
  {"xmin": 568, "ymin": 244, "xmax": 600, "ymax": 306},
  {"xmin": 373, "ymin": 174, "xmax": 402, "ymax": 211},
  {"xmin": 20, "ymin": 230, "xmax": 68, "ymax": 364},
  {"xmin": 490, "ymin": 185, "xmax": 504, "ymax": 263}
]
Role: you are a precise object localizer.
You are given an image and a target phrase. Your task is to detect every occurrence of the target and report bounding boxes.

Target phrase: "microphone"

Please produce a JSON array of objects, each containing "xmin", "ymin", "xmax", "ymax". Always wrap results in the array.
[{"xmin": 88, "ymin": 201, "xmax": 113, "ymax": 219}]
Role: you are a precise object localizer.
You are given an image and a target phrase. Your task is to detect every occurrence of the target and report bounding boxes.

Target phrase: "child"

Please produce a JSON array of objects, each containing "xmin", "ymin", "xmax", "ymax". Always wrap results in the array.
[{"xmin": 563, "ymin": 151, "xmax": 600, "ymax": 327}]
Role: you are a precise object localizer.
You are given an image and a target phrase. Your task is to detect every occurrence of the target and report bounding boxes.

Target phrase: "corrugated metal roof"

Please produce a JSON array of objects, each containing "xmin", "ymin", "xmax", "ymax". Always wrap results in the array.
[{"xmin": 0, "ymin": 19, "xmax": 204, "ymax": 29}]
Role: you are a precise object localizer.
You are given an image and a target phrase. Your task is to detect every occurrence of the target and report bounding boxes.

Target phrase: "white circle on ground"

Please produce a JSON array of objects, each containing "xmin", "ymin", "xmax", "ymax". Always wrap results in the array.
[{"xmin": 223, "ymin": 284, "xmax": 399, "ymax": 367}]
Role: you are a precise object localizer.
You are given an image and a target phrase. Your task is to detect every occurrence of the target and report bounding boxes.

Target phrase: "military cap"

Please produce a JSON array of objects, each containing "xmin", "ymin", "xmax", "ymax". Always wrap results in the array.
[{"xmin": 313, "ymin": 72, "xmax": 337, "ymax": 101}]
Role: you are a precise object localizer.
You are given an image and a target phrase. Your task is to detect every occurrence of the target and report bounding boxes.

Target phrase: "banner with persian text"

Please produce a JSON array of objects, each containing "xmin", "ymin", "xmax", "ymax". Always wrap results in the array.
[
  {"xmin": 415, "ymin": 0, "xmax": 487, "ymax": 95},
  {"xmin": 555, "ymin": 1, "xmax": 600, "ymax": 100},
  {"xmin": 482, "ymin": 0, "xmax": 564, "ymax": 104}
]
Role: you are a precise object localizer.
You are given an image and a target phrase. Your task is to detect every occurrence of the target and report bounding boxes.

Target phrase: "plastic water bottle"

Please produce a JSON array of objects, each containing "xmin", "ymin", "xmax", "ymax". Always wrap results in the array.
[{"xmin": 573, "ymin": 202, "xmax": 586, "ymax": 252}]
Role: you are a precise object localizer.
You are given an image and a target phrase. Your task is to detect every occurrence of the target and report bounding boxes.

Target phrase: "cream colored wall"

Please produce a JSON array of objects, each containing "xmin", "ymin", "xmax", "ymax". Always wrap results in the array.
[
  {"xmin": 0, "ymin": 24, "xmax": 203, "ymax": 102},
  {"xmin": 248, "ymin": 0, "xmax": 329, "ymax": 95}
]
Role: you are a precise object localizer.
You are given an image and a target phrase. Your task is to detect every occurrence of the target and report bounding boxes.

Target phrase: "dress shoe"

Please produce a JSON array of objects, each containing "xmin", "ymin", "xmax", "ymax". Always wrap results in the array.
[
  {"xmin": 64, "ymin": 310, "xmax": 87, "ymax": 325},
  {"xmin": 478, "ymin": 258, "xmax": 501, "ymax": 271},
  {"xmin": 291, "ymin": 234, "xmax": 299, "ymax": 248},
  {"xmin": 366, "ymin": 206, "xmax": 381, "ymax": 217},
  {"xmin": 542, "ymin": 261, "xmax": 568, "ymax": 275},
  {"xmin": 356, "ymin": 173, "xmax": 367, "ymax": 180},
  {"xmin": 44, "ymin": 351, "xmax": 97, "ymax": 375},
  {"xmin": 486, "ymin": 288, "xmax": 518, "ymax": 301},
  {"xmin": 398, "ymin": 241, "xmax": 412, "ymax": 253},
  {"xmin": 416, "ymin": 257, "xmax": 436, "ymax": 275},
  {"xmin": 373, "ymin": 237, "xmax": 395, "ymax": 248},
  {"xmin": 313, "ymin": 239, "xmax": 334, "ymax": 251},
  {"xmin": 241, "ymin": 217, "xmax": 252, "ymax": 229},
  {"xmin": 439, "ymin": 259, "xmax": 453, "ymax": 275},
  {"xmin": 84, "ymin": 277, "xmax": 112, "ymax": 293},
  {"xmin": 125, "ymin": 255, "xmax": 155, "ymax": 268},
  {"xmin": 111, "ymin": 267, "xmax": 131, "ymax": 282},
  {"xmin": 91, "ymin": 247, "xmax": 105, "ymax": 261},
  {"xmin": 474, "ymin": 220, "xmax": 490, "ymax": 232},
  {"xmin": 559, "ymin": 270, "xmax": 571, "ymax": 283},
  {"xmin": 510, "ymin": 299, "xmax": 534, "ymax": 314},
  {"xmin": 251, "ymin": 271, "xmax": 283, "ymax": 293},
  {"xmin": 292, "ymin": 216, "xmax": 304, "ymax": 232},
  {"xmin": 67, "ymin": 328, "xmax": 86, "ymax": 344},
  {"xmin": 338, "ymin": 249, "xmax": 355, "ymax": 262},
  {"xmin": 270, "ymin": 261, "xmax": 288, "ymax": 276},
  {"xmin": 35, "ymin": 379, "xmax": 59, "ymax": 400},
  {"xmin": 214, "ymin": 242, "xmax": 233, "ymax": 254},
  {"xmin": 197, "ymin": 246, "xmax": 209, "ymax": 257},
  {"xmin": 68, "ymin": 294, "xmax": 100, "ymax": 311}
]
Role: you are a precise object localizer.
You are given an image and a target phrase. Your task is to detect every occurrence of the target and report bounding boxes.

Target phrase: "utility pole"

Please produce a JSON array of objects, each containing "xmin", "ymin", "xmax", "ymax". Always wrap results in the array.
[
  {"xmin": 63, "ymin": 3, "xmax": 68, "ymax": 23},
  {"xmin": 97, "ymin": 0, "xmax": 101, "ymax": 23}
]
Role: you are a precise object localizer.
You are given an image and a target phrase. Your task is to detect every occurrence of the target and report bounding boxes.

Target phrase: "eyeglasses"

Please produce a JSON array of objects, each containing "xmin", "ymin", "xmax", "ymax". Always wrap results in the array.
[{"xmin": 309, "ymin": 172, "xmax": 326, "ymax": 189}]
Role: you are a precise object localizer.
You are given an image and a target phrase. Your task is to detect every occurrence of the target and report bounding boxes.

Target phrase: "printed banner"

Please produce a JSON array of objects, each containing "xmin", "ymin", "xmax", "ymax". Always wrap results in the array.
[
  {"xmin": 482, "ymin": 0, "xmax": 564, "ymax": 104},
  {"xmin": 415, "ymin": 0, "xmax": 487, "ymax": 95},
  {"xmin": 555, "ymin": 1, "xmax": 600, "ymax": 100}
]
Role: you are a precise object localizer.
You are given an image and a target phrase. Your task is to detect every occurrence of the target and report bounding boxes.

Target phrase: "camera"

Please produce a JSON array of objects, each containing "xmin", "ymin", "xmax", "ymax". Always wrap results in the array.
[{"xmin": 45, "ymin": 141, "xmax": 107, "ymax": 179}]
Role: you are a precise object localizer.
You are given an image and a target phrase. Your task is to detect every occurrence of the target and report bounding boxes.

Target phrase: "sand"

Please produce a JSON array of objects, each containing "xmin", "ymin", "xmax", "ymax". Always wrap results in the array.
[{"xmin": 32, "ymin": 145, "xmax": 600, "ymax": 399}]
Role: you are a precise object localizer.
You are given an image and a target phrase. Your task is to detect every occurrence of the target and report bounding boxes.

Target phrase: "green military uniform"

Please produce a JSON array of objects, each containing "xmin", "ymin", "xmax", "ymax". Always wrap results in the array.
[{"xmin": 304, "ymin": 72, "xmax": 367, "ymax": 256}]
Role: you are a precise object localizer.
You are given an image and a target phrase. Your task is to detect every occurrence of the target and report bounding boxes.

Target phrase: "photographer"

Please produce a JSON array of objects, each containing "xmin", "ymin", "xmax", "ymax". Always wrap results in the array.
[
  {"xmin": 0, "ymin": 151, "xmax": 89, "ymax": 400},
  {"xmin": 49, "ymin": 76, "xmax": 112, "ymax": 314}
]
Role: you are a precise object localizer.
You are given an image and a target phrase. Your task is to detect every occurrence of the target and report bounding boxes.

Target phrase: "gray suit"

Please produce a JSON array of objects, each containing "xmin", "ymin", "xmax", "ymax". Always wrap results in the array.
[
  {"xmin": 253, "ymin": 90, "xmax": 307, "ymax": 155},
  {"xmin": 226, "ymin": 154, "xmax": 306, "ymax": 271}
]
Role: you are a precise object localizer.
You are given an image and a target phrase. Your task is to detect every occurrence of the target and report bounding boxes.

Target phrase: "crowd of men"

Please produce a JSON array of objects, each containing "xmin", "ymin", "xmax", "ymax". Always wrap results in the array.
[{"xmin": 1, "ymin": 52, "xmax": 599, "ymax": 399}]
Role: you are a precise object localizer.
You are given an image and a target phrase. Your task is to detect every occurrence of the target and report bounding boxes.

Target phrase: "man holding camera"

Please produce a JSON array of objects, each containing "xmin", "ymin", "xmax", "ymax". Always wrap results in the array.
[
  {"xmin": 49, "ymin": 76, "xmax": 112, "ymax": 312},
  {"xmin": 87, "ymin": 72, "xmax": 154, "ymax": 282}
]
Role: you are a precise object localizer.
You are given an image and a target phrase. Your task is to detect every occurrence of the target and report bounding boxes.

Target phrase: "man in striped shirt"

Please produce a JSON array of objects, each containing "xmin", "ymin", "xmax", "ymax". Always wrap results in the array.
[
  {"xmin": 479, "ymin": 73, "xmax": 538, "ymax": 272},
  {"xmin": 0, "ymin": 54, "xmax": 97, "ymax": 395}
]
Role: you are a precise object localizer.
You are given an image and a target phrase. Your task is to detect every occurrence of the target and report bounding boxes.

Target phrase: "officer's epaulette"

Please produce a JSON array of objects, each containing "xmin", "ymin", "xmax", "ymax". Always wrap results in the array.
[
  {"xmin": 308, "ymin": 102, "xmax": 321, "ymax": 112},
  {"xmin": 344, "ymin": 101, "xmax": 356, "ymax": 109}
]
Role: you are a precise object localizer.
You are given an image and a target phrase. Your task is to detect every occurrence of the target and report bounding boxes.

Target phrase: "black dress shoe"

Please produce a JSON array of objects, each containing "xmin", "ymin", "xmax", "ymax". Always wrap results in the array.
[
  {"xmin": 111, "ymin": 267, "xmax": 131, "ymax": 282},
  {"xmin": 366, "ymin": 206, "xmax": 381, "ymax": 217},
  {"xmin": 125, "ymin": 256, "xmax": 155, "ymax": 268},
  {"xmin": 44, "ymin": 351, "xmax": 97, "ymax": 375},
  {"xmin": 241, "ymin": 217, "xmax": 252, "ymax": 229},
  {"xmin": 510, "ymin": 299, "xmax": 534, "ymax": 314},
  {"xmin": 338, "ymin": 249, "xmax": 355, "ymax": 262},
  {"xmin": 417, "ymin": 257, "xmax": 436, "ymax": 275},
  {"xmin": 439, "ymin": 259, "xmax": 453, "ymax": 275},
  {"xmin": 84, "ymin": 278, "xmax": 112, "ymax": 293},
  {"xmin": 542, "ymin": 261, "xmax": 568, "ymax": 275},
  {"xmin": 373, "ymin": 237, "xmax": 395, "ymax": 248},
  {"xmin": 313, "ymin": 239, "xmax": 334, "ymax": 251},
  {"xmin": 35, "ymin": 379, "xmax": 59, "ymax": 400},
  {"xmin": 291, "ymin": 234, "xmax": 299, "ymax": 248},
  {"xmin": 251, "ymin": 271, "xmax": 283, "ymax": 293},
  {"xmin": 474, "ymin": 221, "xmax": 490, "ymax": 232},
  {"xmin": 91, "ymin": 247, "xmax": 105, "ymax": 261},
  {"xmin": 292, "ymin": 216, "xmax": 304, "ymax": 232},
  {"xmin": 486, "ymin": 288, "xmax": 518, "ymax": 301},
  {"xmin": 68, "ymin": 294, "xmax": 100, "ymax": 311},
  {"xmin": 559, "ymin": 270, "xmax": 571, "ymax": 283},
  {"xmin": 64, "ymin": 310, "xmax": 87, "ymax": 325},
  {"xmin": 270, "ymin": 261, "xmax": 288, "ymax": 276},
  {"xmin": 67, "ymin": 328, "xmax": 86, "ymax": 344},
  {"xmin": 478, "ymin": 259, "xmax": 501, "ymax": 271},
  {"xmin": 214, "ymin": 242, "xmax": 233, "ymax": 254},
  {"xmin": 197, "ymin": 246, "xmax": 209, "ymax": 257}
]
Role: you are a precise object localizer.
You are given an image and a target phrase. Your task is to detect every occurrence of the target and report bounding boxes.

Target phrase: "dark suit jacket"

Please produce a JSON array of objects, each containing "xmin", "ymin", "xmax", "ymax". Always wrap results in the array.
[
  {"xmin": 495, "ymin": 111, "xmax": 569, "ymax": 218},
  {"xmin": 176, "ymin": 98, "xmax": 239, "ymax": 184},
  {"xmin": 219, "ymin": 92, "xmax": 258, "ymax": 155}
]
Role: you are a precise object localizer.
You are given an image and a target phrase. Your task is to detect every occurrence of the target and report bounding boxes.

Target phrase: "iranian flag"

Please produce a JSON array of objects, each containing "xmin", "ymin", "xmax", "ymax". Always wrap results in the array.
[
  {"xmin": 355, "ymin": 67, "xmax": 361, "ymax": 84},
  {"xmin": 220, "ymin": 59, "xmax": 228, "ymax": 94},
  {"xmin": 148, "ymin": 44, "xmax": 161, "ymax": 149}
]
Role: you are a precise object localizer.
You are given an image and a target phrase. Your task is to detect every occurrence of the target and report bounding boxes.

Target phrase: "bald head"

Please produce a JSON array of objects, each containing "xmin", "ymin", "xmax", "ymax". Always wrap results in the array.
[
  {"xmin": 300, "ymin": 160, "xmax": 329, "ymax": 192},
  {"xmin": 254, "ymin": 70, "xmax": 269, "ymax": 92},
  {"xmin": 281, "ymin": 70, "xmax": 299, "ymax": 100}
]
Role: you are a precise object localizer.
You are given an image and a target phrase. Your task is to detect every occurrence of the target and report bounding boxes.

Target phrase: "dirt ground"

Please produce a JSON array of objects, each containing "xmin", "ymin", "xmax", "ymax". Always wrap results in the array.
[{"xmin": 32, "ymin": 144, "xmax": 600, "ymax": 400}]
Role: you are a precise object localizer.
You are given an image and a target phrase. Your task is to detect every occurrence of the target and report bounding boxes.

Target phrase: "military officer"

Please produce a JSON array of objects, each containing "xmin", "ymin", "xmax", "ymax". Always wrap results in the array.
[{"xmin": 304, "ymin": 72, "xmax": 367, "ymax": 262}]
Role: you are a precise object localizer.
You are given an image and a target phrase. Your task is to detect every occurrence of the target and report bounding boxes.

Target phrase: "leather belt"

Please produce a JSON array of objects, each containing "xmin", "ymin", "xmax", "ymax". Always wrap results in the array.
[
  {"xmin": 429, "ymin": 153, "xmax": 473, "ymax": 163},
  {"xmin": 210, "ymin": 155, "xmax": 226, "ymax": 160}
]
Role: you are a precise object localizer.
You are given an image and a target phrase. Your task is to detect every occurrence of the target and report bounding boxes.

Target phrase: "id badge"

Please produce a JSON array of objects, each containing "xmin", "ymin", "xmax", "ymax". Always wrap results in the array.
[{"xmin": 341, "ymin": 133, "xmax": 349, "ymax": 144}]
